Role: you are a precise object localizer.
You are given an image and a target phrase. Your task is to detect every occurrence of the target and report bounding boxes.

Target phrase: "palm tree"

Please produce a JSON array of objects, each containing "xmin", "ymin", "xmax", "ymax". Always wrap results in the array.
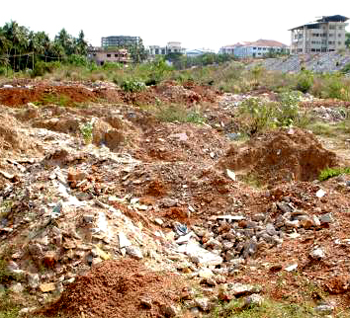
[{"xmin": 3, "ymin": 21, "xmax": 28, "ymax": 71}]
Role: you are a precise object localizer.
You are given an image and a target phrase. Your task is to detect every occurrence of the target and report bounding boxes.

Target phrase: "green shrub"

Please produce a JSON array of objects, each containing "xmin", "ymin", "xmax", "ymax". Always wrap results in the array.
[
  {"xmin": 276, "ymin": 91, "xmax": 300, "ymax": 126},
  {"xmin": 237, "ymin": 98, "xmax": 277, "ymax": 135},
  {"xmin": 319, "ymin": 166, "xmax": 350, "ymax": 181},
  {"xmin": 32, "ymin": 61, "xmax": 61, "ymax": 77},
  {"xmin": 121, "ymin": 79, "xmax": 146, "ymax": 92},
  {"xmin": 80, "ymin": 121, "xmax": 93, "ymax": 144},
  {"xmin": 156, "ymin": 104, "xmax": 205, "ymax": 124},
  {"xmin": 296, "ymin": 71, "xmax": 313, "ymax": 93},
  {"xmin": 67, "ymin": 54, "xmax": 89, "ymax": 67}
]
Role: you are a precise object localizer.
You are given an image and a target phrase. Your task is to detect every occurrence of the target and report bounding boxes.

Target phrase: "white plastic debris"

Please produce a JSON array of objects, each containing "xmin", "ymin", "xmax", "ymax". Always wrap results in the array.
[
  {"xmin": 226, "ymin": 169, "xmax": 236, "ymax": 181},
  {"xmin": 316, "ymin": 189, "xmax": 326, "ymax": 198}
]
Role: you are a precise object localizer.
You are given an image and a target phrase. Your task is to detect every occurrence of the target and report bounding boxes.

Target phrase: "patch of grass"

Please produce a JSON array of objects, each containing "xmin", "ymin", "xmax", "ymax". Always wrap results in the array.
[
  {"xmin": 0, "ymin": 293, "xmax": 21, "ymax": 318},
  {"xmin": 156, "ymin": 104, "xmax": 206, "ymax": 124},
  {"xmin": 239, "ymin": 173, "xmax": 262, "ymax": 188},
  {"xmin": 319, "ymin": 166, "xmax": 350, "ymax": 181},
  {"xmin": 38, "ymin": 94, "xmax": 72, "ymax": 107},
  {"xmin": 306, "ymin": 122, "xmax": 337, "ymax": 137},
  {"xmin": 206, "ymin": 298, "xmax": 349, "ymax": 318}
]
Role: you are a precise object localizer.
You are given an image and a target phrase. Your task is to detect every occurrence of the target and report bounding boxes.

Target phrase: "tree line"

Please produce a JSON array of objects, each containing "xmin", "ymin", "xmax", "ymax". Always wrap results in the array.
[{"xmin": 0, "ymin": 21, "xmax": 88, "ymax": 71}]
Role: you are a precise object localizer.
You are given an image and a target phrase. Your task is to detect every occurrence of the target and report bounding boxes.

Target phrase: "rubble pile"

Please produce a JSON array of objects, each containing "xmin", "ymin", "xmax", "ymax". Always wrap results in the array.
[
  {"xmin": 251, "ymin": 52, "xmax": 350, "ymax": 73},
  {"xmin": 1, "ymin": 79, "xmax": 350, "ymax": 317}
]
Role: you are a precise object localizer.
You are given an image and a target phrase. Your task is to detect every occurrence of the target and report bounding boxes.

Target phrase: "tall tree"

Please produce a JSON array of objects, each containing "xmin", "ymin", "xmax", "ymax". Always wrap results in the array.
[
  {"xmin": 76, "ymin": 30, "xmax": 88, "ymax": 55},
  {"xmin": 346, "ymin": 32, "xmax": 350, "ymax": 48}
]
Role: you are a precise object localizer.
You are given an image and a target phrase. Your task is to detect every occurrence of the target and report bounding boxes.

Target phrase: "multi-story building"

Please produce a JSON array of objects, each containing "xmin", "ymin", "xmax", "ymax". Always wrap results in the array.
[
  {"xmin": 290, "ymin": 15, "xmax": 349, "ymax": 54},
  {"xmin": 219, "ymin": 45, "xmax": 236, "ymax": 55},
  {"xmin": 101, "ymin": 36, "xmax": 141, "ymax": 48},
  {"xmin": 87, "ymin": 47, "xmax": 130, "ymax": 65},
  {"xmin": 148, "ymin": 42, "xmax": 186, "ymax": 56},
  {"xmin": 223, "ymin": 40, "xmax": 288, "ymax": 59}
]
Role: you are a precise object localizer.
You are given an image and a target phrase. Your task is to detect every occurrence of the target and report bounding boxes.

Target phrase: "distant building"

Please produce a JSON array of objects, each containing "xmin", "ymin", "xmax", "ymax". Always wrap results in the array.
[
  {"xmin": 290, "ymin": 15, "xmax": 349, "ymax": 54},
  {"xmin": 227, "ymin": 40, "xmax": 288, "ymax": 59},
  {"xmin": 88, "ymin": 47, "xmax": 130, "ymax": 65},
  {"xmin": 186, "ymin": 48, "xmax": 215, "ymax": 57},
  {"xmin": 148, "ymin": 42, "xmax": 186, "ymax": 56},
  {"xmin": 101, "ymin": 36, "xmax": 141, "ymax": 48},
  {"xmin": 219, "ymin": 45, "xmax": 236, "ymax": 55}
]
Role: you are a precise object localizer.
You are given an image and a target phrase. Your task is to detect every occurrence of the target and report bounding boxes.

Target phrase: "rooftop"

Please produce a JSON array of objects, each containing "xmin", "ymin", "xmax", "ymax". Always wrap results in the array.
[{"xmin": 290, "ymin": 15, "xmax": 349, "ymax": 30}]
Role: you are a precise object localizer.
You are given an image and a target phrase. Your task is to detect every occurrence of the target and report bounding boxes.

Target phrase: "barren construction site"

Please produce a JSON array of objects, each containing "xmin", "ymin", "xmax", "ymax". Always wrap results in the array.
[{"xmin": 1, "ymin": 58, "xmax": 350, "ymax": 318}]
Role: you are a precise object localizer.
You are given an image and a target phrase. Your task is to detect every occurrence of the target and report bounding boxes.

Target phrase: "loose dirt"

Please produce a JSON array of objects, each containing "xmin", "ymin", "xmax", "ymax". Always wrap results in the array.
[
  {"xmin": 39, "ymin": 260, "xmax": 184, "ymax": 318},
  {"xmin": 220, "ymin": 128, "xmax": 338, "ymax": 185}
]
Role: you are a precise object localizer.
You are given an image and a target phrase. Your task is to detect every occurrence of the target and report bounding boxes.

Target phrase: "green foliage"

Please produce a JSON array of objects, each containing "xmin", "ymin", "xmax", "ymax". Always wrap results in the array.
[
  {"xmin": 296, "ymin": 70, "xmax": 314, "ymax": 93},
  {"xmin": 237, "ymin": 98, "xmax": 277, "ymax": 135},
  {"xmin": 341, "ymin": 63, "xmax": 350, "ymax": 74},
  {"xmin": 101, "ymin": 61, "xmax": 123, "ymax": 70},
  {"xmin": 80, "ymin": 121, "xmax": 93, "ymax": 144},
  {"xmin": 156, "ymin": 104, "xmax": 205, "ymax": 124},
  {"xmin": 276, "ymin": 91, "xmax": 300, "ymax": 126},
  {"xmin": 319, "ymin": 166, "xmax": 350, "ymax": 181},
  {"xmin": 0, "ymin": 293, "xmax": 21, "ymax": 318},
  {"xmin": 120, "ymin": 79, "xmax": 146, "ymax": 92},
  {"xmin": 146, "ymin": 57, "xmax": 173, "ymax": 85},
  {"xmin": 237, "ymin": 92, "xmax": 301, "ymax": 135},
  {"xmin": 31, "ymin": 61, "xmax": 61, "ymax": 77},
  {"xmin": 67, "ymin": 54, "xmax": 89, "ymax": 67}
]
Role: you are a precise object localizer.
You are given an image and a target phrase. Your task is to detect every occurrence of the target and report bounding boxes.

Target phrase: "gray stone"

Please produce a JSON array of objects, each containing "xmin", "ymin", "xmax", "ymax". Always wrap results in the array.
[
  {"xmin": 140, "ymin": 297, "xmax": 152, "ymax": 309},
  {"xmin": 319, "ymin": 213, "xmax": 334, "ymax": 224},
  {"xmin": 243, "ymin": 237, "xmax": 258, "ymax": 258},
  {"xmin": 228, "ymin": 283, "xmax": 259, "ymax": 297},
  {"xmin": 251, "ymin": 213, "xmax": 265, "ymax": 222},
  {"xmin": 195, "ymin": 297, "xmax": 210, "ymax": 311},
  {"xmin": 27, "ymin": 273, "xmax": 40, "ymax": 289},
  {"xmin": 161, "ymin": 304, "xmax": 179, "ymax": 317},
  {"xmin": 310, "ymin": 248, "xmax": 326, "ymax": 260},
  {"xmin": 9, "ymin": 282, "xmax": 24, "ymax": 293},
  {"xmin": 244, "ymin": 294, "xmax": 264, "ymax": 307},
  {"xmin": 126, "ymin": 246, "xmax": 143, "ymax": 259},
  {"xmin": 266, "ymin": 223, "xmax": 277, "ymax": 236},
  {"xmin": 314, "ymin": 304, "xmax": 334, "ymax": 315}
]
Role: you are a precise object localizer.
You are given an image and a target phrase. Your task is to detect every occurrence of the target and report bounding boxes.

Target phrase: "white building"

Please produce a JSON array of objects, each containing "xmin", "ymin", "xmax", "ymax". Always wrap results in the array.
[
  {"xmin": 186, "ymin": 48, "xmax": 215, "ymax": 57},
  {"xmin": 227, "ymin": 39, "xmax": 288, "ymax": 58},
  {"xmin": 148, "ymin": 42, "xmax": 186, "ymax": 56}
]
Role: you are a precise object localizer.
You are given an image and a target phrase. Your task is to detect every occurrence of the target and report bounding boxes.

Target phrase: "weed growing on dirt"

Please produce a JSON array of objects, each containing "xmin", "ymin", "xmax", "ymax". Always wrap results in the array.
[
  {"xmin": 120, "ymin": 80, "xmax": 146, "ymax": 92},
  {"xmin": 80, "ymin": 121, "xmax": 93, "ymax": 144},
  {"xmin": 206, "ymin": 298, "xmax": 337, "ymax": 318},
  {"xmin": 156, "ymin": 104, "xmax": 206, "ymax": 124},
  {"xmin": 319, "ymin": 166, "xmax": 350, "ymax": 181}
]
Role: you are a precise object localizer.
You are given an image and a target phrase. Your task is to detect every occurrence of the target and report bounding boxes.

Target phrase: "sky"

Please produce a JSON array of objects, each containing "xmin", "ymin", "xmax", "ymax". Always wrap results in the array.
[{"xmin": 0, "ymin": 0, "xmax": 350, "ymax": 52}]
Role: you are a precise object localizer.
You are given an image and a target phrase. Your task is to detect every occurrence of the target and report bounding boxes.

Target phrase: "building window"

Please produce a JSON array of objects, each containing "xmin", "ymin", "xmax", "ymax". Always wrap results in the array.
[
  {"xmin": 107, "ymin": 54, "xmax": 111, "ymax": 57},
  {"xmin": 115, "ymin": 54, "xmax": 118, "ymax": 57},
  {"xmin": 338, "ymin": 41, "xmax": 342, "ymax": 45},
  {"xmin": 93, "ymin": 53, "xmax": 96, "ymax": 57}
]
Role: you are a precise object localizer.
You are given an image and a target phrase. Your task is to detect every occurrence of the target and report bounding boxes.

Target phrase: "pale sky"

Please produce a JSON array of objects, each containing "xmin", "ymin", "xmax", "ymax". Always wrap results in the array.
[{"xmin": 0, "ymin": 0, "xmax": 349, "ymax": 51}]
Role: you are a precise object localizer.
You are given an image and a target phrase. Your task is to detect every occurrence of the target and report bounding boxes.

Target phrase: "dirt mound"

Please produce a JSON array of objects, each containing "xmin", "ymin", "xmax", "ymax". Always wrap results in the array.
[
  {"xmin": 0, "ymin": 85, "xmax": 97, "ymax": 107},
  {"xmin": 40, "ymin": 259, "xmax": 184, "ymax": 318},
  {"xmin": 0, "ymin": 114, "xmax": 31, "ymax": 152},
  {"xmin": 220, "ymin": 128, "xmax": 337, "ymax": 184}
]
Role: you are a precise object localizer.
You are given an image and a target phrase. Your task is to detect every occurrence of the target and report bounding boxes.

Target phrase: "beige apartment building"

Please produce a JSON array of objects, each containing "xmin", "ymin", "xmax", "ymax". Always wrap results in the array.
[
  {"xmin": 290, "ymin": 15, "xmax": 349, "ymax": 54},
  {"xmin": 87, "ymin": 47, "xmax": 131, "ymax": 65}
]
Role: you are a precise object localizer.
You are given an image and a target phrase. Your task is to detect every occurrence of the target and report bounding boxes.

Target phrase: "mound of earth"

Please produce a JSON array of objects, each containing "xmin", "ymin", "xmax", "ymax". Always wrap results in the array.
[
  {"xmin": 39, "ymin": 260, "xmax": 184, "ymax": 318},
  {"xmin": 0, "ymin": 113, "xmax": 34, "ymax": 153},
  {"xmin": 220, "ymin": 128, "xmax": 337, "ymax": 184}
]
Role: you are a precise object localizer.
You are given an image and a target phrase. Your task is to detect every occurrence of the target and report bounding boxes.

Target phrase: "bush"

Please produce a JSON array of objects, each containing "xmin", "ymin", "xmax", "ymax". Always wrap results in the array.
[
  {"xmin": 120, "ymin": 79, "xmax": 146, "ymax": 92},
  {"xmin": 296, "ymin": 71, "xmax": 313, "ymax": 93},
  {"xmin": 67, "ymin": 54, "xmax": 89, "ymax": 67},
  {"xmin": 319, "ymin": 166, "xmax": 350, "ymax": 181},
  {"xmin": 32, "ymin": 61, "xmax": 61, "ymax": 77},
  {"xmin": 156, "ymin": 104, "xmax": 205, "ymax": 124}
]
